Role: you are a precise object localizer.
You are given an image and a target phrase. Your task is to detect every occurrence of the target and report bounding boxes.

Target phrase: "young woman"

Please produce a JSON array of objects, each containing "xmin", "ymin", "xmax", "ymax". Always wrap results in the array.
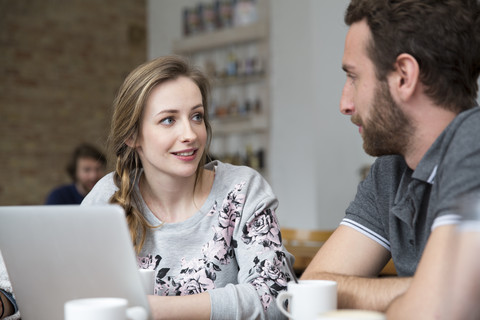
[{"xmin": 82, "ymin": 55, "xmax": 294, "ymax": 319}]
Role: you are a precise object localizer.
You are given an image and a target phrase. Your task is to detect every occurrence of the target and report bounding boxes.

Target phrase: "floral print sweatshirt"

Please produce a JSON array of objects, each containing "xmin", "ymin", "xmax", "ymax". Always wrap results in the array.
[{"xmin": 82, "ymin": 160, "xmax": 294, "ymax": 320}]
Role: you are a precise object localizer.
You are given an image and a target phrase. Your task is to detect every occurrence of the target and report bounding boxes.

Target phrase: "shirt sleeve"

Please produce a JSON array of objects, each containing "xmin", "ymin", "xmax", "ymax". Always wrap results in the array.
[
  {"xmin": 0, "ymin": 253, "xmax": 20, "ymax": 319},
  {"xmin": 209, "ymin": 170, "xmax": 294, "ymax": 320},
  {"xmin": 341, "ymin": 156, "xmax": 407, "ymax": 252}
]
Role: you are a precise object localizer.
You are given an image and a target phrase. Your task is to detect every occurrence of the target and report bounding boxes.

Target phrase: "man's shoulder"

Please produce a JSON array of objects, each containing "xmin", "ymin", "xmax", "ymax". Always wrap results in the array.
[
  {"xmin": 455, "ymin": 106, "xmax": 480, "ymax": 134},
  {"xmin": 439, "ymin": 106, "xmax": 480, "ymax": 157},
  {"xmin": 50, "ymin": 183, "xmax": 76, "ymax": 193},
  {"xmin": 46, "ymin": 183, "xmax": 80, "ymax": 204}
]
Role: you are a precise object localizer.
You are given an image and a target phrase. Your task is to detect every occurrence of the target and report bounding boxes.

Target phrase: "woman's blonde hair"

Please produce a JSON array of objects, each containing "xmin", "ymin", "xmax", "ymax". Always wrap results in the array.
[{"xmin": 108, "ymin": 55, "xmax": 212, "ymax": 253}]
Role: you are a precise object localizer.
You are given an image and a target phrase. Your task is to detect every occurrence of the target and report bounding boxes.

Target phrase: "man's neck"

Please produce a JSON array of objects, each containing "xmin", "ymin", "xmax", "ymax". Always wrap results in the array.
[{"xmin": 403, "ymin": 104, "xmax": 457, "ymax": 170}]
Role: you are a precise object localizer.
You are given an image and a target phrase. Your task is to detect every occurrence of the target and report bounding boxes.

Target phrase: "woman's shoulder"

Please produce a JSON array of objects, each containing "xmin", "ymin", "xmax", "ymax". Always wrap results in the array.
[
  {"xmin": 81, "ymin": 172, "xmax": 118, "ymax": 205},
  {"xmin": 206, "ymin": 160, "xmax": 274, "ymax": 198},
  {"xmin": 94, "ymin": 172, "xmax": 116, "ymax": 188},
  {"xmin": 207, "ymin": 160, "xmax": 265, "ymax": 184}
]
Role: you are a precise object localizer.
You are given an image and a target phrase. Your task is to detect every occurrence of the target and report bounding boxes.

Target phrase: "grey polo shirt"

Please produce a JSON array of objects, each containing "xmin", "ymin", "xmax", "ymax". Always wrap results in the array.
[{"xmin": 341, "ymin": 106, "xmax": 480, "ymax": 277}]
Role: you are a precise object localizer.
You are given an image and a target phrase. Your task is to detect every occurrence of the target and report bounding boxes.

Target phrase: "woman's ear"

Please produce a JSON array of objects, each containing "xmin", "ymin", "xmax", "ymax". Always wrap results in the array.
[
  {"xmin": 388, "ymin": 53, "xmax": 420, "ymax": 102},
  {"xmin": 125, "ymin": 134, "xmax": 137, "ymax": 148}
]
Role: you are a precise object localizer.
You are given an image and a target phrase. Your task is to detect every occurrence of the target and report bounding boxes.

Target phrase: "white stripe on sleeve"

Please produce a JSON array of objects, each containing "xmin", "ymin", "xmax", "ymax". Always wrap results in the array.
[
  {"xmin": 431, "ymin": 214, "xmax": 461, "ymax": 231},
  {"xmin": 340, "ymin": 218, "xmax": 391, "ymax": 251}
]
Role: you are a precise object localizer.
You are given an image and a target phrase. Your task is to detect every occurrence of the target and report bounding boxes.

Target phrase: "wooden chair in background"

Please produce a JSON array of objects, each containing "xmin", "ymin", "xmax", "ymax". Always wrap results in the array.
[
  {"xmin": 281, "ymin": 228, "xmax": 334, "ymax": 277},
  {"xmin": 281, "ymin": 228, "xmax": 396, "ymax": 277}
]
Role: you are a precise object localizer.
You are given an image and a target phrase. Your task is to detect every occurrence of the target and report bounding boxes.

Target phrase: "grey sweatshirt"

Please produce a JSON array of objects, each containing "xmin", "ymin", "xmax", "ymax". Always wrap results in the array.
[{"xmin": 82, "ymin": 161, "xmax": 294, "ymax": 320}]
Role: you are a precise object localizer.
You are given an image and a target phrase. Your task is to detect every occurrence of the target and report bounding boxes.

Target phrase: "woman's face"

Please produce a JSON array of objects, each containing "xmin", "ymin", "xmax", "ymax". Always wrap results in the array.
[{"xmin": 133, "ymin": 76, "xmax": 207, "ymax": 181}]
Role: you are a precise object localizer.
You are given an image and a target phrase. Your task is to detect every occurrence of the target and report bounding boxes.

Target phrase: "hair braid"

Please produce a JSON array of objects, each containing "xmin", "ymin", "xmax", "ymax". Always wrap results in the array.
[{"xmin": 109, "ymin": 150, "xmax": 156, "ymax": 253}]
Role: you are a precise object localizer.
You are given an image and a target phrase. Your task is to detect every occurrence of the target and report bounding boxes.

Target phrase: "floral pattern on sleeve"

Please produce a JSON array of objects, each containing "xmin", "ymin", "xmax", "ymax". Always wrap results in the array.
[
  {"xmin": 242, "ymin": 208, "xmax": 282, "ymax": 249},
  {"xmin": 249, "ymin": 251, "xmax": 290, "ymax": 310},
  {"xmin": 242, "ymin": 208, "xmax": 291, "ymax": 310}
]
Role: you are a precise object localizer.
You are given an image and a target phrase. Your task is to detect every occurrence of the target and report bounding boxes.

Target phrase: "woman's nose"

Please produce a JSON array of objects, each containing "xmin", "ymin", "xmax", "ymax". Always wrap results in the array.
[{"xmin": 180, "ymin": 121, "xmax": 197, "ymax": 142}]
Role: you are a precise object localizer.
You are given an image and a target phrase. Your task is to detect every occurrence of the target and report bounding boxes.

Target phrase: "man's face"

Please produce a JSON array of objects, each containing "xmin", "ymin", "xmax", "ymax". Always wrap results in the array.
[
  {"xmin": 358, "ymin": 80, "xmax": 411, "ymax": 156},
  {"xmin": 340, "ymin": 19, "xmax": 412, "ymax": 156},
  {"xmin": 75, "ymin": 157, "xmax": 105, "ymax": 193}
]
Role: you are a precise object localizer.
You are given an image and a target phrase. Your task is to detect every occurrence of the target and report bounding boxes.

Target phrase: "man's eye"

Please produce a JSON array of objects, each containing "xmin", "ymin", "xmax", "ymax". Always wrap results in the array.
[{"xmin": 347, "ymin": 74, "xmax": 356, "ymax": 83}]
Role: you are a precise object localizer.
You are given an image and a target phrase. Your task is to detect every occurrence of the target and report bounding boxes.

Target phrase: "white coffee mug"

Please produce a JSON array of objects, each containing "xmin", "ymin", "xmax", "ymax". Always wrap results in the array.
[
  {"xmin": 276, "ymin": 280, "xmax": 337, "ymax": 320},
  {"xmin": 139, "ymin": 268, "xmax": 155, "ymax": 295},
  {"xmin": 64, "ymin": 297, "xmax": 148, "ymax": 320}
]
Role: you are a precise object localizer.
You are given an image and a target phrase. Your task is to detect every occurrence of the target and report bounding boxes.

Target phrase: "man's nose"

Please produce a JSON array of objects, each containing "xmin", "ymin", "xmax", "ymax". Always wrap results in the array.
[{"xmin": 340, "ymin": 83, "xmax": 355, "ymax": 115}]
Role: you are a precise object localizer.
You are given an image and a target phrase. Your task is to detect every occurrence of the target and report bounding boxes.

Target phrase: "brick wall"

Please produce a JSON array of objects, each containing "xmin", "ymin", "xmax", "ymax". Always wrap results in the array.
[{"xmin": 0, "ymin": 0, "xmax": 146, "ymax": 204}]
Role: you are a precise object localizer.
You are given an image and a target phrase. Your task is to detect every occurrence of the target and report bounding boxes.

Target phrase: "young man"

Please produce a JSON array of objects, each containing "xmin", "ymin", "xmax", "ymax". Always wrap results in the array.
[
  {"xmin": 45, "ymin": 143, "xmax": 107, "ymax": 204},
  {"xmin": 302, "ymin": 0, "xmax": 480, "ymax": 315}
]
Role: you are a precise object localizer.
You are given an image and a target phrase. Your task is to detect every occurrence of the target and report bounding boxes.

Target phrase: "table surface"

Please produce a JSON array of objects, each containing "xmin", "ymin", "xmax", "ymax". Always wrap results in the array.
[{"xmin": 284, "ymin": 243, "xmax": 397, "ymax": 276}]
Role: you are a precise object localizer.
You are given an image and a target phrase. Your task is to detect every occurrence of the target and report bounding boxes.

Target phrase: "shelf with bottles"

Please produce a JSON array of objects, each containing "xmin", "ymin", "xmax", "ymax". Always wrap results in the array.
[
  {"xmin": 191, "ymin": 42, "xmax": 267, "ymax": 83},
  {"xmin": 212, "ymin": 73, "xmax": 265, "ymax": 87},
  {"xmin": 208, "ymin": 73, "xmax": 268, "ymax": 134},
  {"xmin": 174, "ymin": 22, "xmax": 268, "ymax": 54},
  {"xmin": 209, "ymin": 137, "xmax": 267, "ymax": 175},
  {"xmin": 175, "ymin": 0, "xmax": 266, "ymax": 54},
  {"xmin": 210, "ymin": 114, "xmax": 268, "ymax": 135}
]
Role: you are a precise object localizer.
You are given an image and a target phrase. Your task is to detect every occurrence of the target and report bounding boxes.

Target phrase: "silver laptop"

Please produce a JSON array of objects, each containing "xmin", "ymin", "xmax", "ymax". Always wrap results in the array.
[{"xmin": 0, "ymin": 205, "xmax": 151, "ymax": 320}]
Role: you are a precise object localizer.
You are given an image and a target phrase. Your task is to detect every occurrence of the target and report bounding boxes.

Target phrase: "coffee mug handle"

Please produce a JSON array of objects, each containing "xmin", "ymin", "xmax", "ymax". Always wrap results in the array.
[
  {"xmin": 126, "ymin": 306, "xmax": 148, "ymax": 320},
  {"xmin": 276, "ymin": 291, "xmax": 293, "ymax": 319}
]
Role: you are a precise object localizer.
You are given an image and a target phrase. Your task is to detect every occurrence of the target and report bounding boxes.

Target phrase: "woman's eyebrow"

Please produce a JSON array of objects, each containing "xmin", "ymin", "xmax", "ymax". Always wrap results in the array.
[{"xmin": 154, "ymin": 104, "xmax": 204, "ymax": 116}]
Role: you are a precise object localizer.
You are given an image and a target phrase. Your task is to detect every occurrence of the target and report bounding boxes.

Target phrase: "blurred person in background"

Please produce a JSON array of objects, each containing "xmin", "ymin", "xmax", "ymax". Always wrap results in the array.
[{"xmin": 45, "ymin": 143, "xmax": 107, "ymax": 205}]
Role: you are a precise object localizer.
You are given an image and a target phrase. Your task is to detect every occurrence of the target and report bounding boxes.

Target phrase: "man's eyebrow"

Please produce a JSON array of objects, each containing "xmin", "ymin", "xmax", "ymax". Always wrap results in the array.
[{"xmin": 342, "ymin": 64, "xmax": 354, "ymax": 73}]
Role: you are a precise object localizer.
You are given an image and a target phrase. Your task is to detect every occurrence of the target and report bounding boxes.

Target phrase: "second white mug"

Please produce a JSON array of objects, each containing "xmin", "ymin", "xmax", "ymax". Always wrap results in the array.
[
  {"xmin": 138, "ymin": 268, "xmax": 155, "ymax": 295},
  {"xmin": 276, "ymin": 280, "xmax": 337, "ymax": 320},
  {"xmin": 64, "ymin": 297, "xmax": 148, "ymax": 320}
]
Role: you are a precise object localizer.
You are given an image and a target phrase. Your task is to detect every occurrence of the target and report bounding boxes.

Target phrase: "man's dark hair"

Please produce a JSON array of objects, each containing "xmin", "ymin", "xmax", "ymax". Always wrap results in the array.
[
  {"xmin": 66, "ymin": 143, "xmax": 107, "ymax": 181},
  {"xmin": 345, "ymin": 0, "xmax": 480, "ymax": 113}
]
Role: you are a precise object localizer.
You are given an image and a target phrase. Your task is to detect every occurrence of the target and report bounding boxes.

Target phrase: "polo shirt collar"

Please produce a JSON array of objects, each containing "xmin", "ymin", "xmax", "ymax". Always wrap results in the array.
[{"xmin": 392, "ymin": 107, "xmax": 479, "ymax": 227}]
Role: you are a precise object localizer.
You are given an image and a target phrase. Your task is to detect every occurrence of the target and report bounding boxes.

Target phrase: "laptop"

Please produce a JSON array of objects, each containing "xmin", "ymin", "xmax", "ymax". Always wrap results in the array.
[{"xmin": 0, "ymin": 205, "xmax": 151, "ymax": 320}]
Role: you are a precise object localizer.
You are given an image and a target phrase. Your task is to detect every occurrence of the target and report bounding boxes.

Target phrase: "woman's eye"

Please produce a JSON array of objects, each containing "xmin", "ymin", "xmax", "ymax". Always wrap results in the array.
[
  {"xmin": 192, "ymin": 113, "xmax": 204, "ymax": 122},
  {"xmin": 160, "ymin": 117, "xmax": 174, "ymax": 125}
]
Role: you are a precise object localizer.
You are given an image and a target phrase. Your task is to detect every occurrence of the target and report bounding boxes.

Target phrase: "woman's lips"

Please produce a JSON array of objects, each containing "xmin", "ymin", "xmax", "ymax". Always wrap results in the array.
[{"xmin": 172, "ymin": 149, "xmax": 198, "ymax": 161}]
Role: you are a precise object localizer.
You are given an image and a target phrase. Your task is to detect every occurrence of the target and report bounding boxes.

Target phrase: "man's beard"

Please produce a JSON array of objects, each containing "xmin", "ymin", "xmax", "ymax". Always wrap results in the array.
[{"xmin": 353, "ymin": 80, "xmax": 413, "ymax": 157}]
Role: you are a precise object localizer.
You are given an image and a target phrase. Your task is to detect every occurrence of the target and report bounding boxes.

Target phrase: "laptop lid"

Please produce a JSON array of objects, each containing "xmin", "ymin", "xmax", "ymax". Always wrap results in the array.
[{"xmin": 0, "ymin": 205, "xmax": 151, "ymax": 320}]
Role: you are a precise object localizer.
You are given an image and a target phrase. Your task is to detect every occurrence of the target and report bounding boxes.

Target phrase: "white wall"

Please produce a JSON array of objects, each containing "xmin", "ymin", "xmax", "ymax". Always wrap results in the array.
[{"xmin": 147, "ymin": 0, "xmax": 374, "ymax": 230}]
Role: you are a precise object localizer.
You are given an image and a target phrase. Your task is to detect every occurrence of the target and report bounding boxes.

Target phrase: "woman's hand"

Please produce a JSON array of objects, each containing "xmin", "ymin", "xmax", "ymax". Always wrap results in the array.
[{"xmin": 0, "ymin": 291, "xmax": 14, "ymax": 319}]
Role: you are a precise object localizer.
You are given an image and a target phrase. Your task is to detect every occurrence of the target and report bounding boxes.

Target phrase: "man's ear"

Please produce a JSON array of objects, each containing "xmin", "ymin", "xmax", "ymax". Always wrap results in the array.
[{"xmin": 388, "ymin": 53, "xmax": 420, "ymax": 102}]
